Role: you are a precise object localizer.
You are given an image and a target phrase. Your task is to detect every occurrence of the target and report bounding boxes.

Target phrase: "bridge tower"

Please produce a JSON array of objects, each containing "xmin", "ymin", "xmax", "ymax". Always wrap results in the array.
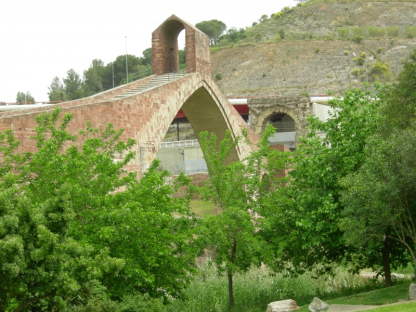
[{"xmin": 152, "ymin": 15, "xmax": 211, "ymax": 77}]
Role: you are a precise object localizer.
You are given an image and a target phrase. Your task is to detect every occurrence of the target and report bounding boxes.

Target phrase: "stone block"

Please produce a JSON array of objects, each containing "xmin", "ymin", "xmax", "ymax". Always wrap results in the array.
[
  {"xmin": 409, "ymin": 283, "xmax": 416, "ymax": 300},
  {"xmin": 266, "ymin": 299, "xmax": 300, "ymax": 312},
  {"xmin": 308, "ymin": 297, "xmax": 329, "ymax": 312}
]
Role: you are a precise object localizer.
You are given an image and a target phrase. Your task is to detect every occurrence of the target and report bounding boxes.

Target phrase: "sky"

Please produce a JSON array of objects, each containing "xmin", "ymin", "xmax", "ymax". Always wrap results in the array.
[{"xmin": 0, "ymin": 0, "xmax": 295, "ymax": 103}]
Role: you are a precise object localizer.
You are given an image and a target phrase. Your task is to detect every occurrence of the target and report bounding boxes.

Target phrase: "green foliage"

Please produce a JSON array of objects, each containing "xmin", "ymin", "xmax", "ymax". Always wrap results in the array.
[
  {"xmin": 378, "ymin": 48, "xmax": 416, "ymax": 131},
  {"xmin": 64, "ymin": 68, "xmax": 85, "ymax": 100},
  {"xmin": 261, "ymin": 89, "xmax": 383, "ymax": 275},
  {"xmin": 273, "ymin": 12, "xmax": 284, "ymax": 19},
  {"xmin": 15, "ymin": 91, "xmax": 35, "ymax": 103},
  {"xmin": 386, "ymin": 26, "xmax": 400, "ymax": 37},
  {"xmin": 0, "ymin": 108, "xmax": 199, "ymax": 311},
  {"xmin": 341, "ymin": 125, "xmax": 416, "ymax": 266},
  {"xmin": 258, "ymin": 14, "xmax": 268, "ymax": 23},
  {"xmin": 351, "ymin": 68, "xmax": 364, "ymax": 76},
  {"xmin": 337, "ymin": 27, "xmax": 350, "ymax": 38},
  {"xmin": 82, "ymin": 59, "xmax": 105, "ymax": 96},
  {"xmin": 278, "ymin": 29, "xmax": 285, "ymax": 39},
  {"xmin": 215, "ymin": 73, "xmax": 223, "ymax": 80},
  {"xmin": 0, "ymin": 109, "xmax": 127, "ymax": 311},
  {"xmin": 352, "ymin": 27, "xmax": 364, "ymax": 37},
  {"xmin": 340, "ymin": 48, "xmax": 416, "ymax": 279},
  {"xmin": 198, "ymin": 127, "xmax": 287, "ymax": 308},
  {"xmin": 169, "ymin": 262, "xmax": 386, "ymax": 312},
  {"xmin": 195, "ymin": 20, "xmax": 227, "ymax": 45},
  {"xmin": 405, "ymin": 25, "xmax": 416, "ymax": 38},
  {"xmin": 352, "ymin": 35, "xmax": 363, "ymax": 44},
  {"xmin": 366, "ymin": 26, "xmax": 386, "ymax": 38},
  {"xmin": 354, "ymin": 57, "xmax": 365, "ymax": 66},
  {"xmin": 48, "ymin": 76, "xmax": 66, "ymax": 102},
  {"xmin": 370, "ymin": 61, "xmax": 390, "ymax": 81}
]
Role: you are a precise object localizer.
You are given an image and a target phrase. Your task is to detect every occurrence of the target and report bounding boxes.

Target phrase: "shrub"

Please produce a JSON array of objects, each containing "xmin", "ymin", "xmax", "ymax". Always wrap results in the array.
[
  {"xmin": 337, "ymin": 27, "xmax": 350, "ymax": 38},
  {"xmin": 386, "ymin": 26, "xmax": 400, "ymax": 37},
  {"xmin": 278, "ymin": 29, "xmax": 285, "ymax": 39},
  {"xmin": 366, "ymin": 26, "xmax": 385, "ymax": 38},
  {"xmin": 352, "ymin": 68, "xmax": 364, "ymax": 76},
  {"xmin": 354, "ymin": 57, "xmax": 365, "ymax": 66},
  {"xmin": 258, "ymin": 14, "xmax": 268, "ymax": 23},
  {"xmin": 273, "ymin": 12, "xmax": 284, "ymax": 19},
  {"xmin": 344, "ymin": 50, "xmax": 349, "ymax": 55},
  {"xmin": 315, "ymin": 48, "xmax": 320, "ymax": 53},
  {"xmin": 252, "ymin": 22, "xmax": 258, "ymax": 27},
  {"xmin": 215, "ymin": 73, "xmax": 222, "ymax": 80},
  {"xmin": 361, "ymin": 52, "xmax": 366, "ymax": 58},
  {"xmin": 352, "ymin": 27, "xmax": 364, "ymax": 37},
  {"xmin": 282, "ymin": 6, "xmax": 293, "ymax": 13},
  {"xmin": 405, "ymin": 25, "xmax": 416, "ymax": 39},
  {"xmin": 352, "ymin": 35, "xmax": 363, "ymax": 44},
  {"xmin": 370, "ymin": 61, "xmax": 389, "ymax": 76},
  {"xmin": 377, "ymin": 47, "xmax": 383, "ymax": 54}
]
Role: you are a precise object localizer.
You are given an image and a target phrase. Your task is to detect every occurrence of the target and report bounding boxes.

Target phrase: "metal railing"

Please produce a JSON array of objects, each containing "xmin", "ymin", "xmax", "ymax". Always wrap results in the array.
[
  {"xmin": 165, "ymin": 67, "xmax": 188, "ymax": 81},
  {"xmin": 269, "ymin": 121, "xmax": 296, "ymax": 132},
  {"xmin": 160, "ymin": 139, "xmax": 199, "ymax": 149}
]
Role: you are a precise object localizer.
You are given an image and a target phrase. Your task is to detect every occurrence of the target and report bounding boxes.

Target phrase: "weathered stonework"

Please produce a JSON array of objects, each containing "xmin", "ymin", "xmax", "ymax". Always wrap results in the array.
[
  {"xmin": 152, "ymin": 15, "xmax": 211, "ymax": 77},
  {"xmin": 0, "ymin": 73, "xmax": 253, "ymax": 176},
  {"xmin": 248, "ymin": 96, "xmax": 310, "ymax": 142},
  {"xmin": 0, "ymin": 16, "xmax": 255, "ymax": 177}
]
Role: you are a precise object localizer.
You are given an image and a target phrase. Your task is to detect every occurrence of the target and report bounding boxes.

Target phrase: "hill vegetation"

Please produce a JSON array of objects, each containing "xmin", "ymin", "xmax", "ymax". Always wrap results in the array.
[{"xmin": 210, "ymin": 0, "xmax": 416, "ymax": 97}]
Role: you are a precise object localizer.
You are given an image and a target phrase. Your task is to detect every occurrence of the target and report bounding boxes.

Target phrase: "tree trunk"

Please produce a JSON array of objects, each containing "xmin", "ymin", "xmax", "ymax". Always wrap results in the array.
[
  {"xmin": 228, "ymin": 238, "xmax": 237, "ymax": 308},
  {"xmin": 382, "ymin": 236, "xmax": 392, "ymax": 287},
  {"xmin": 228, "ymin": 272, "xmax": 234, "ymax": 308}
]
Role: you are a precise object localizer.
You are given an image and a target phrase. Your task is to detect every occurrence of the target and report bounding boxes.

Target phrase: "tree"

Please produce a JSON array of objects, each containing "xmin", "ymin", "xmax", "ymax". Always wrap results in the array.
[
  {"xmin": 378, "ymin": 48, "xmax": 416, "ymax": 133},
  {"xmin": 48, "ymin": 76, "xmax": 66, "ymax": 102},
  {"xmin": 16, "ymin": 91, "xmax": 35, "ymax": 103},
  {"xmin": 0, "ymin": 108, "xmax": 200, "ymax": 310},
  {"xmin": 0, "ymin": 109, "xmax": 126, "ymax": 311},
  {"xmin": 142, "ymin": 48, "xmax": 152, "ymax": 66},
  {"xmin": 70, "ymin": 160, "xmax": 200, "ymax": 301},
  {"xmin": 340, "ymin": 127, "xmax": 416, "ymax": 271},
  {"xmin": 258, "ymin": 14, "xmax": 268, "ymax": 23},
  {"xmin": 260, "ymin": 89, "xmax": 403, "ymax": 282},
  {"xmin": 198, "ymin": 127, "xmax": 286, "ymax": 308},
  {"xmin": 82, "ymin": 59, "xmax": 105, "ymax": 96},
  {"xmin": 63, "ymin": 69, "xmax": 84, "ymax": 100},
  {"xmin": 341, "ymin": 48, "xmax": 416, "ymax": 274},
  {"xmin": 195, "ymin": 20, "xmax": 227, "ymax": 45}
]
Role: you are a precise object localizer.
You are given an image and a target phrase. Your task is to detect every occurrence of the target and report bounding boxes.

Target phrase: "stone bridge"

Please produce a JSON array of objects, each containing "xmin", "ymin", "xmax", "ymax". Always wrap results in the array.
[{"xmin": 0, "ymin": 15, "xmax": 254, "ymax": 176}]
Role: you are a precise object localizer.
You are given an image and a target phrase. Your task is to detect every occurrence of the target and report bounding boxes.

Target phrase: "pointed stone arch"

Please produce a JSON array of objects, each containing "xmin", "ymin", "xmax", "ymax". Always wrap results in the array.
[{"xmin": 152, "ymin": 15, "xmax": 211, "ymax": 77}]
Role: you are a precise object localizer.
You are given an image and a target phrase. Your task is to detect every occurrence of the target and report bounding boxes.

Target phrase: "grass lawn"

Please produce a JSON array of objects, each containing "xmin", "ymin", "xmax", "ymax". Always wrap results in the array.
[
  {"xmin": 189, "ymin": 199, "xmax": 219, "ymax": 217},
  {"xmin": 298, "ymin": 283, "xmax": 412, "ymax": 312},
  {"xmin": 370, "ymin": 302, "xmax": 416, "ymax": 312}
]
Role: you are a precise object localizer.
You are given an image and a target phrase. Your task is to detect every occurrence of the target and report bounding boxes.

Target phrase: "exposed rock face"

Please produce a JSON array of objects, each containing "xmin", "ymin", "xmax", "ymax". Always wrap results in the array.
[
  {"xmin": 308, "ymin": 297, "xmax": 329, "ymax": 312},
  {"xmin": 266, "ymin": 299, "xmax": 300, "ymax": 312},
  {"xmin": 409, "ymin": 283, "xmax": 416, "ymax": 300},
  {"xmin": 212, "ymin": 38, "xmax": 416, "ymax": 98}
]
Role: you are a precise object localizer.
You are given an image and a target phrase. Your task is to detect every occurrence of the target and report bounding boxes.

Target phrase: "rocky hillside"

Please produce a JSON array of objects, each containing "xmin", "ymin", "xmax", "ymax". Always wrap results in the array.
[{"xmin": 210, "ymin": 0, "xmax": 416, "ymax": 97}]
